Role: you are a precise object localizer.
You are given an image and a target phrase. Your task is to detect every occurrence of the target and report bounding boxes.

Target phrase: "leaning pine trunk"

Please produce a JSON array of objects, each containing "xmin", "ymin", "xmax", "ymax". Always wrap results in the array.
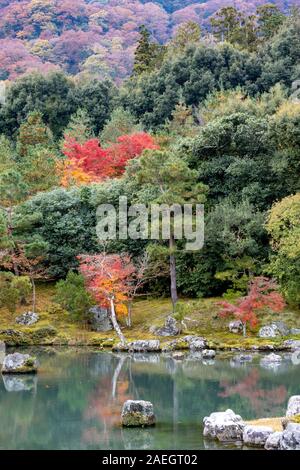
[
  {"xmin": 169, "ymin": 234, "xmax": 178, "ymax": 312},
  {"xmin": 110, "ymin": 298, "xmax": 126, "ymax": 345}
]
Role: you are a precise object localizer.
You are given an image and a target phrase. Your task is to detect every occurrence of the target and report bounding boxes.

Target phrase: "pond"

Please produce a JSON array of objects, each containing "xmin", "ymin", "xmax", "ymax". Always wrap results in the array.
[{"xmin": 0, "ymin": 348, "xmax": 299, "ymax": 450}]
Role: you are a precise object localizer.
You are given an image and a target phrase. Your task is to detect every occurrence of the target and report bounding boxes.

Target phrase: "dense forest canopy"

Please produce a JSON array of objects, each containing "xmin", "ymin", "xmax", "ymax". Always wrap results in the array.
[
  {"xmin": 0, "ymin": 3, "xmax": 299, "ymax": 332},
  {"xmin": 0, "ymin": 0, "xmax": 295, "ymax": 81}
]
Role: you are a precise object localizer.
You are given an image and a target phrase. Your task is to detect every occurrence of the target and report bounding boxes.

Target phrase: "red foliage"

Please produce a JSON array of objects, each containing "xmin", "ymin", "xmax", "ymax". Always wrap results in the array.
[
  {"xmin": 217, "ymin": 277, "xmax": 285, "ymax": 330},
  {"xmin": 61, "ymin": 132, "xmax": 157, "ymax": 186},
  {"xmin": 219, "ymin": 368, "xmax": 287, "ymax": 415},
  {"xmin": 78, "ymin": 253, "xmax": 136, "ymax": 315}
]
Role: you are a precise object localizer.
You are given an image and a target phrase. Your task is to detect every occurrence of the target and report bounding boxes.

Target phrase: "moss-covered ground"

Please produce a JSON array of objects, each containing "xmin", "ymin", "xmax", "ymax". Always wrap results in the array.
[{"xmin": 0, "ymin": 283, "xmax": 300, "ymax": 349}]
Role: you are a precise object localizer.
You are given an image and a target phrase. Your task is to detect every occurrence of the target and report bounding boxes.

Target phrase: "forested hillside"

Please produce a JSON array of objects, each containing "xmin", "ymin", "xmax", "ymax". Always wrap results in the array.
[
  {"xmin": 0, "ymin": 4, "xmax": 299, "ymax": 343},
  {"xmin": 0, "ymin": 0, "xmax": 295, "ymax": 81}
]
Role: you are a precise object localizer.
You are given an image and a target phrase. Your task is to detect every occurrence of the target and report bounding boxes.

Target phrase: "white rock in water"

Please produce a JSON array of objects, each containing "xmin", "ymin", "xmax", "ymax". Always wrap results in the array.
[
  {"xmin": 243, "ymin": 425, "xmax": 273, "ymax": 447},
  {"xmin": 121, "ymin": 400, "xmax": 156, "ymax": 427},
  {"xmin": 286, "ymin": 395, "xmax": 300, "ymax": 418},
  {"xmin": 203, "ymin": 409, "xmax": 245, "ymax": 442},
  {"xmin": 279, "ymin": 423, "xmax": 300, "ymax": 450},
  {"xmin": 265, "ymin": 432, "xmax": 283, "ymax": 450},
  {"xmin": 202, "ymin": 349, "xmax": 216, "ymax": 359},
  {"xmin": 2, "ymin": 352, "xmax": 38, "ymax": 374}
]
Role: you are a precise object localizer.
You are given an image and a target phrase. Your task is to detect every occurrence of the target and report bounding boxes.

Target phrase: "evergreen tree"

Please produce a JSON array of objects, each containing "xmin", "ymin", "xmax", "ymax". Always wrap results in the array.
[
  {"xmin": 133, "ymin": 25, "xmax": 165, "ymax": 76},
  {"xmin": 257, "ymin": 4, "xmax": 285, "ymax": 39},
  {"xmin": 17, "ymin": 111, "xmax": 52, "ymax": 157},
  {"xmin": 63, "ymin": 108, "xmax": 93, "ymax": 144}
]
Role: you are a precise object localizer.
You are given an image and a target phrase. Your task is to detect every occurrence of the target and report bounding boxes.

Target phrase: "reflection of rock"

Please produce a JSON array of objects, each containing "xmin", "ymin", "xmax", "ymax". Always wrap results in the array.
[
  {"xmin": 279, "ymin": 423, "xmax": 300, "ymax": 450},
  {"xmin": 172, "ymin": 352, "xmax": 185, "ymax": 361},
  {"xmin": 229, "ymin": 320, "xmax": 243, "ymax": 334},
  {"xmin": 264, "ymin": 431, "xmax": 282, "ymax": 450},
  {"xmin": 122, "ymin": 427, "xmax": 154, "ymax": 450},
  {"xmin": 286, "ymin": 395, "xmax": 300, "ymax": 417},
  {"xmin": 87, "ymin": 306, "xmax": 113, "ymax": 332},
  {"xmin": 232, "ymin": 354, "xmax": 253, "ymax": 363},
  {"xmin": 3, "ymin": 374, "xmax": 37, "ymax": 392},
  {"xmin": 152, "ymin": 316, "xmax": 180, "ymax": 337},
  {"xmin": 202, "ymin": 349, "xmax": 216, "ymax": 359},
  {"xmin": 121, "ymin": 400, "xmax": 156, "ymax": 427},
  {"xmin": 283, "ymin": 339, "xmax": 300, "ymax": 351},
  {"xmin": 0, "ymin": 341, "xmax": 5, "ymax": 365},
  {"xmin": 186, "ymin": 351, "xmax": 203, "ymax": 361},
  {"xmin": 260, "ymin": 353, "xmax": 282, "ymax": 370},
  {"xmin": 132, "ymin": 353, "xmax": 160, "ymax": 364},
  {"xmin": 243, "ymin": 425, "xmax": 273, "ymax": 447},
  {"xmin": 1, "ymin": 352, "xmax": 38, "ymax": 374},
  {"xmin": 16, "ymin": 311, "xmax": 39, "ymax": 326},
  {"xmin": 202, "ymin": 359, "xmax": 215, "ymax": 366},
  {"xmin": 203, "ymin": 409, "xmax": 245, "ymax": 442}
]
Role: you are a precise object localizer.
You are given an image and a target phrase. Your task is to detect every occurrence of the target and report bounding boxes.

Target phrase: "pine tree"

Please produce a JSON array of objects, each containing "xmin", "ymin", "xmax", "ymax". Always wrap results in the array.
[
  {"xmin": 17, "ymin": 111, "xmax": 52, "ymax": 157},
  {"xmin": 63, "ymin": 108, "xmax": 93, "ymax": 144},
  {"xmin": 133, "ymin": 25, "xmax": 165, "ymax": 76}
]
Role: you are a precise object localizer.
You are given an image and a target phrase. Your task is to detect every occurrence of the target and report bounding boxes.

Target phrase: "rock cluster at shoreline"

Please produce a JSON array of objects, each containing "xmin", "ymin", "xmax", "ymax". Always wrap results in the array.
[{"xmin": 203, "ymin": 396, "xmax": 300, "ymax": 450}]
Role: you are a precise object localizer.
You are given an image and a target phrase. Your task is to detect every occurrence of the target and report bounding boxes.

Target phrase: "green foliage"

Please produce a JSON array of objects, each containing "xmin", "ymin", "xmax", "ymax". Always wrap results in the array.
[
  {"xmin": 266, "ymin": 193, "xmax": 300, "ymax": 306},
  {"xmin": 0, "ymin": 272, "xmax": 31, "ymax": 313},
  {"xmin": 0, "ymin": 72, "xmax": 76, "ymax": 138},
  {"xmin": 17, "ymin": 111, "xmax": 52, "ymax": 157},
  {"xmin": 100, "ymin": 107, "xmax": 142, "ymax": 145},
  {"xmin": 63, "ymin": 108, "xmax": 93, "ymax": 144},
  {"xmin": 13, "ymin": 186, "xmax": 98, "ymax": 278},
  {"xmin": 55, "ymin": 271, "xmax": 94, "ymax": 322},
  {"xmin": 133, "ymin": 25, "xmax": 166, "ymax": 76}
]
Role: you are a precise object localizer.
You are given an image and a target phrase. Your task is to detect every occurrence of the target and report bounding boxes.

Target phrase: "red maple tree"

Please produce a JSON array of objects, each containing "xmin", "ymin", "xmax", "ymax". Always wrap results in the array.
[
  {"xmin": 78, "ymin": 253, "xmax": 136, "ymax": 344},
  {"xmin": 60, "ymin": 132, "xmax": 158, "ymax": 186},
  {"xmin": 217, "ymin": 277, "xmax": 285, "ymax": 336}
]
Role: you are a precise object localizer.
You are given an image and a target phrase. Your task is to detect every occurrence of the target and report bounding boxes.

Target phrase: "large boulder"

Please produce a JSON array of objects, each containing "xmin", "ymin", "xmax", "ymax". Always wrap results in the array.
[
  {"xmin": 87, "ymin": 306, "xmax": 113, "ymax": 332},
  {"xmin": 203, "ymin": 409, "xmax": 245, "ymax": 442},
  {"xmin": 265, "ymin": 432, "xmax": 283, "ymax": 450},
  {"xmin": 1, "ymin": 353, "xmax": 38, "ymax": 374},
  {"xmin": 243, "ymin": 425, "xmax": 273, "ymax": 447},
  {"xmin": 113, "ymin": 340, "xmax": 161, "ymax": 352},
  {"xmin": 279, "ymin": 423, "xmax": 300, "ymax": 450},
  {"xmin": 259, "ymin": 321, "xmax": 289, "ymax": 338},
  {"xmin": 283, "ymin": 339, "xmax": 300, "ymax": 351},
  {"xmin": 229, "ymin": 320, "xmax": 243, "ymax": 334},
  {"xmin": 152, "ymin": 316, "xmax": 180, "ymax": 337},
  {"xmin": 286, "ymin": 396, "xmax": 300, "ymax": 418},
  {"xmin": 121, "ymin": 400, "xmax": 155, "ymax": 427},
  {"xmin": 15, "ymin": 312, "xmax": 39, "ymax": 326},
  {"xmin": 188, "ymin": 336, "xmax": 207, "ymax": 351}
]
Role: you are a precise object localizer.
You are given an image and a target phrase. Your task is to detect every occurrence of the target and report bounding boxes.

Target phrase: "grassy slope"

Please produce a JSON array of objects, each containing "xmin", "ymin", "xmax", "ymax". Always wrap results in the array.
[{"xmin": 0, "ymin": 283, "xmax": 300, "ymax": 348}]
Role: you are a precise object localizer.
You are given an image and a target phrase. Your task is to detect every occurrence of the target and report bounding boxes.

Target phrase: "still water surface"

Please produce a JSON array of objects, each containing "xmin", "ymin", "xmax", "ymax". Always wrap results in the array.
[{"xmin": 0, "ymin": 348, "xmax": 299, "ymax": 449}]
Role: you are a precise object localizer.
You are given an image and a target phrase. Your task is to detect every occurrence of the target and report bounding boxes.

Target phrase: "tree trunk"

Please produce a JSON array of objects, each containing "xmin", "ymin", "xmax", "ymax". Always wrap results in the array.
[
  {"xmin": 169, "ymin": 235, "xmax": 178, "ymax": 312},
  {"xmin": 110, "ymin": 298, "xmax": 126, "ymax": 345},
  {"xmin": 243, "ymin": 322, "xmax": 247, "ymax": 337},
  {"xmin": 31, "ymin": 277, "xmax": 36, "ymax": 313},
  {"xmin": 127, "ymin": 302, "xmax": 132, "ymax": 328}
]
